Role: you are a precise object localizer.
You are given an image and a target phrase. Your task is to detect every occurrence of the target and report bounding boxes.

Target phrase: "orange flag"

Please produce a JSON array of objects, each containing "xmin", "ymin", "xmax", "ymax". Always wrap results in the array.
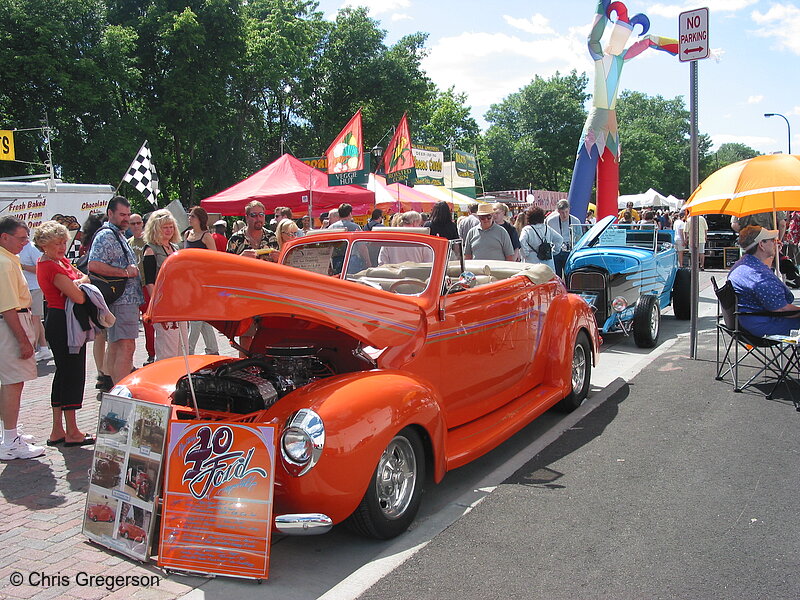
[
  {"xmin": 383, "ymin": 113, "xmax": 415, "ymax": 180},
  {"xmin": 326, "ymin": 109, "xmax": 364, "ymax": 174}
]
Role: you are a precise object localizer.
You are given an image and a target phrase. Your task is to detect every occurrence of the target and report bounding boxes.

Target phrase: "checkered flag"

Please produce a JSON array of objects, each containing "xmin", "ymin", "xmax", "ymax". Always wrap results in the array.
[{"xmin": 123, "ymin": 140, "xmax": 160, "ymax": 205}]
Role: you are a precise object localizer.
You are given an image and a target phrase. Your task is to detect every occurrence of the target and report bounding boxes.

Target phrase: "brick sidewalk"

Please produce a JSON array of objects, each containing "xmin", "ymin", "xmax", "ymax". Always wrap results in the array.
[{"xmin": 0, "ymin": 324, "xmax": 235, "ymax": 600}]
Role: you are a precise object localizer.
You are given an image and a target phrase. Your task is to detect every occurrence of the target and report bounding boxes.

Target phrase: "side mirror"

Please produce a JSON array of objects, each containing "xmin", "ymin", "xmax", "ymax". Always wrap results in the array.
[
  {"xmin": 440, "ymin": 272, "xmax": 478, "ymax": 320},
  {"xmin": 446, "ymin": 271, "xmax": 477, "ymax": 294}
]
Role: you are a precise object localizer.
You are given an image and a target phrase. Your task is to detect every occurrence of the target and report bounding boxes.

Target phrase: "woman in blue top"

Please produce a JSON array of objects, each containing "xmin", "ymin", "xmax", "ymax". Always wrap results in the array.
[{"xmin": 728, "ymin": 226, "xmax": 800, "ymax": 336}]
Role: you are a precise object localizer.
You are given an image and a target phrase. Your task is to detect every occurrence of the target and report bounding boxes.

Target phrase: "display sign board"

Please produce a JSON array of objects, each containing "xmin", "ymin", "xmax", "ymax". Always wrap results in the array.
[
  {"xmin": 598, "ymin": 226, "xmax": 628, "ymax": 246},
  {"xmin": 0, "ymin": 130, "xmax": 15, "ymax": 161},
  {"xmin": 158, "ymin": 422, "xmax": 277, "ymax": 580},
  {"xmin": 412, "ymin": 145, "xmax": 444, "ymax": 186},
  {"xmin": 724, "ymin": 246, "xmax": 740, "ymax": 268},
  {"xmin": 83, "ymin": 394, "xmax": 171, "ymax": 562},
  {"xmin": 679, "ymin": 7, "xmax": 709, "ymax": 62}
]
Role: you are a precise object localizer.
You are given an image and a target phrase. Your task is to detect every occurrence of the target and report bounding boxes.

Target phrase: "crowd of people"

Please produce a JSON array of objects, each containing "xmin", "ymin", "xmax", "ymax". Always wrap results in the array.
[{"xmin": 0, "ymin": 193, "xmax": 709, "ymax": 461}]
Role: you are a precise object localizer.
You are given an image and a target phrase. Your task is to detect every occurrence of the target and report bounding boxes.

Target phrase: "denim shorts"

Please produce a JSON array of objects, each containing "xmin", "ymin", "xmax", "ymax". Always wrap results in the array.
[{"xmin": 107, "ymin": 303, "xmax": 140, "ymax": 342}]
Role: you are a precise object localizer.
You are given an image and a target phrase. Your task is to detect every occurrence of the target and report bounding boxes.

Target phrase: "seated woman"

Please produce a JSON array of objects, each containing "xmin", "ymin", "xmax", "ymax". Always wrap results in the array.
[{"xmin": 728, "ymin": 225, "xmax": 800, "ymax": 336}]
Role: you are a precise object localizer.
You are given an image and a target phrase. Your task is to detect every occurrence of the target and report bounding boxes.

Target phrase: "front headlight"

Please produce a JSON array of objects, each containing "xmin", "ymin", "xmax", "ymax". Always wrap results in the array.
[
  {"xmin": 611, "ymin": 296, "xmax": 628, "ymax": 312},
  {"xmin": 281, "ymin": 409, "xmax": 325, "ymax": 476}
]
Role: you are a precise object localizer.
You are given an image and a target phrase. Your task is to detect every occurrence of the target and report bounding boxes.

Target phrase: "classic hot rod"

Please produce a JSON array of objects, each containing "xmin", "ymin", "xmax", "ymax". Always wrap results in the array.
[{"xmin": 114, "ymin": 231, "xmax": 599, "ymax": 539}]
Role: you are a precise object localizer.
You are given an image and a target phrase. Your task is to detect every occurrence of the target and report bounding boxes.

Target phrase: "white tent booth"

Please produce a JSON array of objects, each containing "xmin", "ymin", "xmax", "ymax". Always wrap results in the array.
[{"xmin": 617, "ymin": 188, "xmax": 669, "ymax": 209}]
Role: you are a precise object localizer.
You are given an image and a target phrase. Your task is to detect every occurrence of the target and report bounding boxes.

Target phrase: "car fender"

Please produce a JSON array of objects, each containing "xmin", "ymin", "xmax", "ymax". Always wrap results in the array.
[
  {"xmin": 271, "ymin": 370, "xmax": 447, "ymax": 524},
  {"xmin": 539, "ymin": 293, "xmax": 599, "ymax": 391}
]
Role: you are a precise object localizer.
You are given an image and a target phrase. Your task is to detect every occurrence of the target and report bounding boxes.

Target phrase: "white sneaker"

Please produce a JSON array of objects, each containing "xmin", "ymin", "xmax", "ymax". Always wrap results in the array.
[
  {"xmin": 1, "ymin": 426, "xmax": 35, "ymax": 445},
  {"xmin": 0, "ymin": 437, "xmax": 45, "ymax": 460},
  {"xmin": 35, "ymin": 347, "xmax": 54, "ymax": 362}
]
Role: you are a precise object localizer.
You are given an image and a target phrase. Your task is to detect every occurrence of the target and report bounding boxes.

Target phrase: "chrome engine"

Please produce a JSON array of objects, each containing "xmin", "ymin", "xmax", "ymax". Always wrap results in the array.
[{"xmin": 172, "ymin": 346, "xmax": 336, "ymax": 415}]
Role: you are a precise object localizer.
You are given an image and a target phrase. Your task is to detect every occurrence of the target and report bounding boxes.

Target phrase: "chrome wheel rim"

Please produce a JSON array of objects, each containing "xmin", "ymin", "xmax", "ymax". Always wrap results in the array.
[
  {"xmin": 375, "ymin": 435, "xmax": 417, "ymax": 520},
  {"xmin": 572, "ymin": 343, "xmax": 587, "ymax": 392},
  {"xmin": 650, "ymin": 303, "xmax": 660, "ymax": 339}
]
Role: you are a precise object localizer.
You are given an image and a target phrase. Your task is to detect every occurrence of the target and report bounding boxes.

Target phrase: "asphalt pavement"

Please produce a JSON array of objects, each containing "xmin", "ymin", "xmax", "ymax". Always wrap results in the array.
[{"xmin": 356, "ymin": 325, "xmax": 800, "ymax": 600}]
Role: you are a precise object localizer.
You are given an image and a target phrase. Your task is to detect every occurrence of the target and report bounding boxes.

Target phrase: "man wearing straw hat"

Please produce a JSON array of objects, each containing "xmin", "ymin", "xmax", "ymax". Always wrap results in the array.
[{"xmin": 463, "ymin": 205, "xmax": 515, "ymax": 262}]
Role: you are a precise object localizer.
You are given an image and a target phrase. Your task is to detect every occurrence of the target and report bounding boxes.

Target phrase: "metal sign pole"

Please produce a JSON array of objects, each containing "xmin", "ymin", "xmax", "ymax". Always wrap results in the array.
[{"xmin": 689, "ymin": 59, "xmax": 700, "ymax": 359}]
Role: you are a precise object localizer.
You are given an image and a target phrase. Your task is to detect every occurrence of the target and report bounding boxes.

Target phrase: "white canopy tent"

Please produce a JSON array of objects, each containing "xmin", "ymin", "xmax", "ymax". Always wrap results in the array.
[{"xmin": 617, "ymin": 188, "xmax": 669, "ymax": 209}]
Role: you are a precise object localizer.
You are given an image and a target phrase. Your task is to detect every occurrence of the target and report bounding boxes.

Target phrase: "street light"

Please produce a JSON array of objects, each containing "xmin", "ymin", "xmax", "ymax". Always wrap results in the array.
[{"xmin": 764, "ymin": 113, "xmax": 792, "ymax": 155}]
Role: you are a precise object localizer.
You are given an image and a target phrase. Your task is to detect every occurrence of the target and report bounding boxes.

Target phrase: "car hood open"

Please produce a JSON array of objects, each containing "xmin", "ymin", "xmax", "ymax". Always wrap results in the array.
[{"xmin": 146, "ymin": 249, "xmax": 427, "ymax": 350}]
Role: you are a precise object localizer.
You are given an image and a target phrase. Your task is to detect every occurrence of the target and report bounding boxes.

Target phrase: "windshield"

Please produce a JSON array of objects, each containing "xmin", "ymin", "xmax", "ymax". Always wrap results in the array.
[{"xmin": 283, "ymin": 238, "xmax": 436, "ymax": 295}]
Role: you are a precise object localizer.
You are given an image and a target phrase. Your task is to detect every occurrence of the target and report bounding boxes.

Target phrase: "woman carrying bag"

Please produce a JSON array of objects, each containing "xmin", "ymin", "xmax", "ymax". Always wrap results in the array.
[
  {"xmin": 34, "ymin": 221, "xmax": 96, "ymax": 447},
  {"xmin": 519, "ymin": 207, "xmax": 563, "ymax": 272}
]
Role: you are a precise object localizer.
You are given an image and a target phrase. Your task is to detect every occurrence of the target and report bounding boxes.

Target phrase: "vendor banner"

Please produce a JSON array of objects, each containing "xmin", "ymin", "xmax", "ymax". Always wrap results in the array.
[
  {"xmin": 326, "ymin": 109, "xmax": 365, "ymax": 186},
  {"xmin": 412, "ymin": 145, "xmax": 444, "ymax": 186},
  {"xmin": 158, "ymin": 422, "xmax": 277, "ymax": 580},
  {"xmin": 454, "ymin": 149, "xmax": 477, "ymax": 178},
  {"xmin": 384, "ymin": 113, "xmax": 416, "ymax": 185}
]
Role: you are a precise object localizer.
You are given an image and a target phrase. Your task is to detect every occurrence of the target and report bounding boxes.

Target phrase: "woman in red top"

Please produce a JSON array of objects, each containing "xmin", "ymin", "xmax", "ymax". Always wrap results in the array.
[{"xmin": 34, "ymin": 221, "xmax": 95, "ymax": 447}]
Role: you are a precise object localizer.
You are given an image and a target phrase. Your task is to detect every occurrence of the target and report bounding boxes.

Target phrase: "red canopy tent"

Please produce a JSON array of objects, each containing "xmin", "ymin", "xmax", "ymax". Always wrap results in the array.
[{"xmin": 200, "ymin": 153, "xmax": 375, "ymax": 217}]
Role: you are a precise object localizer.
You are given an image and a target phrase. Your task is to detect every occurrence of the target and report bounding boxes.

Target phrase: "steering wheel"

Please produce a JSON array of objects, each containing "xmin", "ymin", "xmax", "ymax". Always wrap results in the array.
[{"xmin": 388, "ymin": 279, "xmax": 428, "ymax": 293}]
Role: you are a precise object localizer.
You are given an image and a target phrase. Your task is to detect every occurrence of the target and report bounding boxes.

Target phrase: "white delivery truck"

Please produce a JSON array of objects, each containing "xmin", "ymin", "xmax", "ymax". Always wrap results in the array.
[{"xmin": 0, "ymin": 179, "xmax": 115, "ymax": 256}]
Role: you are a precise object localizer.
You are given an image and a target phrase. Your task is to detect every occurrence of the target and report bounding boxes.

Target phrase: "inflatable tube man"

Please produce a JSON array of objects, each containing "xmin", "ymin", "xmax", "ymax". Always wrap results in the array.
[{"xmin": 566, "ymin": 0, "xmax": 677, "ymax": 221}]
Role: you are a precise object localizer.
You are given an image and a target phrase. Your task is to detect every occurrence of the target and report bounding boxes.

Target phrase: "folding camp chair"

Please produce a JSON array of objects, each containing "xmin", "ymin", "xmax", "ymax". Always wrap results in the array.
[{"xmin": 712, "ymin": 276, "xmax": 796, "ymax": 399}]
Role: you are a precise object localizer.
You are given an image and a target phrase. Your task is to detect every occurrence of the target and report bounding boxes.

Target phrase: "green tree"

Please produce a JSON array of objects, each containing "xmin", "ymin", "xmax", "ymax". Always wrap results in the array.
[
  {"xmin": 701, "ymin": 142, "xmax": 760, "ymax": 180},
  {"xmin": 616, "ymin": 90, "xmax": 711, "ymax": 199},
  {"xmin": 480, "ymin": 71, "xmax": 589, "ymax": 191},
  {"xmin": 303, "ymin": 8, "xmax": 433, "ymax": 154},
  {"xmin": 415, "ymin": 86, "xmax": 480, "ymax": 150}
]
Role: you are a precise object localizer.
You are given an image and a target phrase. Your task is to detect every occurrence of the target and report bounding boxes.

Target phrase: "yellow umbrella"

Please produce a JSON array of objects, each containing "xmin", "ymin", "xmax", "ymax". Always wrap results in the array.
[{"xmin": 684, "ymin": 154, "xmax": 800, "ymax": 219}]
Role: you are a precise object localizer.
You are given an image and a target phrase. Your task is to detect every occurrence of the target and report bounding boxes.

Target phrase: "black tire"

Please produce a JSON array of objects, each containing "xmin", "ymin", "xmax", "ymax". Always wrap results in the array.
[
  {"xmin": 672, "ymin": 268, "xmax": 691, "ymax": 320},
  {"xmin": 345, "ymin": 427, "xmax": 425, "ymax": 539},
  {"xmin": 121, "ymin": 531, "xmax": 129, "ymax": 539},
  {"xmin": 91, "ymin": 515, "xmax": 98, "ymax": 522},
  {"xmin": 556, "ymin": 332, "xmax": 592, "ymax": 412},
  {"xmin": 633, "ymin": 294, "xmax": 661, "ymax": 348}
]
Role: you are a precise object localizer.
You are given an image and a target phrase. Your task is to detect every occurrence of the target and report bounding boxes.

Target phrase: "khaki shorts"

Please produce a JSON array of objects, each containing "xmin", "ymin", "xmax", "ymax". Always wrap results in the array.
[
  {"xmin": 30, "ymin": 289, "xmax": 44, "ymax": 317},
  {"xmin": 0, "ymin": 313, "xmax": 37, "ymax": 384}
]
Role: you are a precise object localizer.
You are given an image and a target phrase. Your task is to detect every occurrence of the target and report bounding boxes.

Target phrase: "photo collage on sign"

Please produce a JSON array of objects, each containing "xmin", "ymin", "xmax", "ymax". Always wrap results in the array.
[{"xmin": 83, "ymin": 394, "xmax": 170, "ymax": 562}]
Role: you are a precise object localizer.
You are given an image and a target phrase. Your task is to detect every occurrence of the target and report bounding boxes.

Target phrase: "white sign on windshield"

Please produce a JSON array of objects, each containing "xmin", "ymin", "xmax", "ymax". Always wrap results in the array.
[{"xmin": 598, "ymin": 228, "xmax": 627, "ymax": 246}]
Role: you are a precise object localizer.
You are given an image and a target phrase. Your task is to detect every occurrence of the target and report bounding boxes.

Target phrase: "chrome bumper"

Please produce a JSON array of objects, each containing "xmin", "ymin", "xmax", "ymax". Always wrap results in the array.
[{"xmin": 275, "ymin": 513, "xmax": 333, "ymax": 535}]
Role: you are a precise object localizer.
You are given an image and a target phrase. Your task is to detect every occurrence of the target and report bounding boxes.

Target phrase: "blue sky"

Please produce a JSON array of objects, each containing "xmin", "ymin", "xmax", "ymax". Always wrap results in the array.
[{"xmin": 317, "ymin": 0, "xmax": 799, "ymax": 155}]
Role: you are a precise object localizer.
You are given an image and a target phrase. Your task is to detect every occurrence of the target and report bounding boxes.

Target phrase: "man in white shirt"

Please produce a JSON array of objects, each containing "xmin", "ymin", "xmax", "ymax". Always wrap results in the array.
[{"xmin": 545, "ymin": 200, "xmax": 581, "ymax": 277}]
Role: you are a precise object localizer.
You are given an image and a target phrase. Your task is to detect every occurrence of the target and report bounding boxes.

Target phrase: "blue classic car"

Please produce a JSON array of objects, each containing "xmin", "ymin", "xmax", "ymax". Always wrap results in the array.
[{"xmin": 564, "ymin": 215, "xmax": 690, "ymax": 348}]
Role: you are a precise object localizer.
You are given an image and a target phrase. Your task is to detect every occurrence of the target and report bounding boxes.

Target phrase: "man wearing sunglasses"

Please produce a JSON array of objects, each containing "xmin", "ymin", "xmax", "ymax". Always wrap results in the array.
[
  {"xmin": 463, "ymin": 204, "xmax": 515, "ymax": 262},
  {"xmin": 227, "ymin": 201, "xmax": 278, "ymax": 260},
  {"xmin": 729, "ymin": 226, "xmax": 800, "ymax": 337}
]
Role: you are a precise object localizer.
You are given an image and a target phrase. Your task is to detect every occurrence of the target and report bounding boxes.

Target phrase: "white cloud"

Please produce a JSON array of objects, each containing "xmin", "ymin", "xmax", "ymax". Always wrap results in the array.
[
  {"xmin": 647, "ymin": 0, "xmax": 757, "ymax": 19},
  {"xmin": 503, "ymin": 14, "xmax": 556, "ymax": 36},
  {"xmin": 391, "ymin": 13, "xmax": 412, "ymax": 22},
  {"xmin": 340, "ymin": 0, "xmax": 410, "ymax": 17},
  {"xmin": 422, "ymin": 27, "xmax": 589, "ymax": 111},
  {"xmin": 792, "ymin": 106, "xmax": 800, "ymax": 116},
  {"xmin": 747, "ymin": 95, "xmax": 763, "ymax": 104},
  {"xmin": 751, "ymin": 3, "xmax": 800, "ymax": 55},
  {"xmin": 710, "ymin": 133, "xmax": 779, "ymax": 153}
]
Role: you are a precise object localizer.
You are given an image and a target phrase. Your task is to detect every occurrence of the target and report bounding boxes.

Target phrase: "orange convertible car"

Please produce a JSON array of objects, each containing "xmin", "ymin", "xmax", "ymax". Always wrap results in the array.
[{"xmin": 116, "ymin": 231, "xmax": 599, "ymax": 539}]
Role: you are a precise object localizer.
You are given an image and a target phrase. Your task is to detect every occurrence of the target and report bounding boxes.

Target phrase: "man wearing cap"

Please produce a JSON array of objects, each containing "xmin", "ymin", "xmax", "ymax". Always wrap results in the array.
[
  {"xmin": 211, "ymin": 219, "xmax": 228, "ymax": 251},
  {"xmin": 0, "ymin": 216, "xmax": 45, "ymax": 460},
  {"xmin": 463, "ymin": 204, "xmax": 515, "ymax": 261},
  {"xmin": 728, "ymin": 225, "xmax": 800, "ymax": 336}
]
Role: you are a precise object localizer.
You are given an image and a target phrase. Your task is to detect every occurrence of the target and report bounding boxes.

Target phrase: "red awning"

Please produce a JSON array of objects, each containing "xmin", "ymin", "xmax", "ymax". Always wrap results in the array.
[{"xmin": 201, "ymin": 153, "xmax": 375, "ymax": 217}]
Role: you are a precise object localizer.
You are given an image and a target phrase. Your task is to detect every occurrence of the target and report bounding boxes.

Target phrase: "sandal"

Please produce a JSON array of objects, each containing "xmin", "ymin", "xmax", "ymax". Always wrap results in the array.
[{"xmin": 64, "ymin": 434, "xmax": 96, "ymax": 447}]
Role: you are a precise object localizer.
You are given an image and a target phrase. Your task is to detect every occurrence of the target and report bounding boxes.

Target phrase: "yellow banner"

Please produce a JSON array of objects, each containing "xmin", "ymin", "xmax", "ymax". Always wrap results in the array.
[{"xmin": 0, "ymin": 130, "xmax": 14, "ymax": 160}]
